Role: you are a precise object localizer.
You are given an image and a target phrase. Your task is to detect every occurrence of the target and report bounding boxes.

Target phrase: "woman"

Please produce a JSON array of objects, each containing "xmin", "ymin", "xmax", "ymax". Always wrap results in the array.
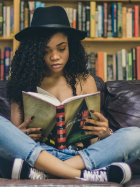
[{"xmin": 0, "ymin": 6, "xmax": 140, "ymax": 184}]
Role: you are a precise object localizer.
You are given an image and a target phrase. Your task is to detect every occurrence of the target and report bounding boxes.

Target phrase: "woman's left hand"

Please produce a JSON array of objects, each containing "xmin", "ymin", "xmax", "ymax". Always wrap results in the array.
[{"xmin": 81, "ymin": 111, "xmax": 110, "ymax": 140}]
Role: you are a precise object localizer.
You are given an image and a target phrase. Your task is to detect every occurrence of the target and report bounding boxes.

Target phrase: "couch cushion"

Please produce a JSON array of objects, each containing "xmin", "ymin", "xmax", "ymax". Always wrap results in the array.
[
  {"xmin": 124, "ymin": 175, "xmax": 140, "ymax": 187},
  {"xmin": 105, "ymin": 80, "xmax": 140, "ymax": 131},
  {"xmin": 0, "ymin": 81, "xmax": 11, "ymax": 120}
]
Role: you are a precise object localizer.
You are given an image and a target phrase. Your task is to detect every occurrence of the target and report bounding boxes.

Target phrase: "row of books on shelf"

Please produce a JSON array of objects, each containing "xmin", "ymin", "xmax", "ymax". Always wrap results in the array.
[
  {"xmin": 0, "ymin": 47, "xmax": 12, "ymax": 80},
  {"xmin": 87, "ymin": 46, "xmax": 140, "ymax": 82},
  {"xmin": 0, "ymin": 2, "xmax": 13, "ymax": 36},
  {"xmin": 66, "ymin": 2, "xmax": 139, "ymax": 38}
]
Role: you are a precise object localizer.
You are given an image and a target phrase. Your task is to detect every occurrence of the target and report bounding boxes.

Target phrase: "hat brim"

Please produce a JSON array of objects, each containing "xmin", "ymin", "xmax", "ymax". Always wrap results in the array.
[{"xmin": 15, "ymin": 26, "xmax": 87, "ymax": 41}]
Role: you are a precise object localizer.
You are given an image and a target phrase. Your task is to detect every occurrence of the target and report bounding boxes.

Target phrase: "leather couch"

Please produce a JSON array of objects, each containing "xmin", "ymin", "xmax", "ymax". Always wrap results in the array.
[{"xmin": 0, "ymin": 77, "xmax": 140, "ymax": 186}]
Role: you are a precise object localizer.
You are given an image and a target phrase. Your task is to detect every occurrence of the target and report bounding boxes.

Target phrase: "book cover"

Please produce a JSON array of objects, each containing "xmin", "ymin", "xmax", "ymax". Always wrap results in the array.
[
  {"xmin": 0, "ymin": 51, "xmax": 4, "ymax": 80},
  {"xmin": 20, "ymin": 1, "xmax": 25, "ymax": 31},
  {"xmin": 85, "ymin": 3, "xmax": 90, "ymax": 37},
  {"xmin": 136, "ymin": 46, "xmax": 140, "ymax": 80},
  {"xmin": 122, "ymin": 7, "xmax": 126, "ymax": 38},
  {"xmin": 22, "ymin": 88, "xmax": 100, "ymax": 149},
  {"xmin": 97, "ymin": 51, "xmax": 104, "ymax": 80},
  {"xmin": 103, "ymin": 3, "xmax": 107, "ymax": 38},
  {"xmin": 90, "ymin": 1, "xmax": 96, "ymax": 38},
  {"xmin": 107, "ymin": 54, "xmax": 113, "ymax": 81},
  {"xmin": 3, "ymin": 6, "xmax": 6, "ymax": 36},
  {"xmin": 90, "ymin": 52, "xmax": 96, "ymax": 77},
  {"xmin": 6, "ymin": 6, "xmax": 10, "ymax": 36},
  {"xmin": 0, "ymin": 1, "xmax": 3, "ymax": 36},
  {"xmin": 134, "ymin": 6, "xmax": 139, "ymax": 37},
  {"xmin": 117, "ymin": 3, "xmax": 122, "ymax": 38}
]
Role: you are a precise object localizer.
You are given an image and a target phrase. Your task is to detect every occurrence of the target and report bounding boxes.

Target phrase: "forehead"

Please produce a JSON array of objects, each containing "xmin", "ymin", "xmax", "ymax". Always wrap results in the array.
[{"xmin": 46, "ymin": 32, "xmax": 68, "ymax": 47}]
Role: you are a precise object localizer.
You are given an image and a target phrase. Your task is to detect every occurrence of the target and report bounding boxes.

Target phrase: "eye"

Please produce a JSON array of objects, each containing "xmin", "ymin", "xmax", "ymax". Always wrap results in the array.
[{"xmin": 58, "ymin": 48, "xmax": 66, "ymax": 52}]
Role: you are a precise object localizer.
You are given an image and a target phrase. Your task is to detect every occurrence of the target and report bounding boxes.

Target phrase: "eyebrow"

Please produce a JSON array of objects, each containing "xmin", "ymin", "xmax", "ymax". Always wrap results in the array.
[{"xmin": 46, "ymin": 42, "xmax": 67, "ymax": 48}]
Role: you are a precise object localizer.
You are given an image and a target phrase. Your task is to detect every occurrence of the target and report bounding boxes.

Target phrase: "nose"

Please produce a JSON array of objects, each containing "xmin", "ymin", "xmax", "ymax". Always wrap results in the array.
[{"xmin": 50, "ymin": 50, "xmax": 60, "ymax": 61}]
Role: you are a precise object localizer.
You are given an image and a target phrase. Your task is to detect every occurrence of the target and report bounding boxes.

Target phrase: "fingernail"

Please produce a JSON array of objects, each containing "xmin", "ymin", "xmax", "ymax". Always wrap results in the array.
[
  {"xmin": 41, "ymin": 134, "xmax": 45, "ymax": 137},
  {"xmin": 90, "ymin": 110, "xmax": 94, "ymax": 113},
  {"xmin": 40, "ymin": 129, "xmax": 44, "ymax": 131},
  {"xmin": 81, "ymin": 132, "xmax": 85, "ymax": 135},
  {"xmin": 81, "ymin": 119, "xmax": 86, "ymax": 121},
  {"xmin": 31, "ymin": 116, "xmax": 35, "ymax": 120}
]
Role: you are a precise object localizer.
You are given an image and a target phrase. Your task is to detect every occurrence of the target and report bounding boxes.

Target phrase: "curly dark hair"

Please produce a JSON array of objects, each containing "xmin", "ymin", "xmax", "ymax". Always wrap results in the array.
[{"xmin": 7, "ymin": 29, "xmax": 89, "ymax": 120}]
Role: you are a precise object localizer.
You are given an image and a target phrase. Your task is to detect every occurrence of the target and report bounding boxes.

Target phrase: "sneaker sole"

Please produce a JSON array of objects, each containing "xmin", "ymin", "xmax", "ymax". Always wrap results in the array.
[
  {"xmin": 110, "ymin": 162, "xmax": 132, "ymax": 184},
  {"xmin": 11, "ymin": 158, "xmax": 24, "ymax": 179}
]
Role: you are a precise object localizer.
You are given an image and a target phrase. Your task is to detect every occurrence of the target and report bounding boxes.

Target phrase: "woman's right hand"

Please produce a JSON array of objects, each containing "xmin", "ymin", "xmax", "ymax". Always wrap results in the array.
[{"xmin": 18, "ymin": 116, "xmax": 44, "ymax": 141}]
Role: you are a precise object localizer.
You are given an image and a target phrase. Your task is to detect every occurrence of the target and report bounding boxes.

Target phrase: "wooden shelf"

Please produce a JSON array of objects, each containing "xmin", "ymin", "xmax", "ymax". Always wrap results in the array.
[
  {"xmin": 0, "ymin": 36, "xmax": 13, "ymax": 40},
  {"xmin": 40, "ymin": 0, "xmax": 140, "ymax": 2},
  {"xmin": 83, "ymin": 37, "xmax": 140, "ymax": 42}
]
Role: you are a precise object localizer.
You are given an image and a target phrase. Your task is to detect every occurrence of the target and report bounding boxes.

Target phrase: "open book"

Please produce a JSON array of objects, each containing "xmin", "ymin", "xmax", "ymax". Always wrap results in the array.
[{"xmin": 22, "ymin": 87, "xmax": 100, "ymax": 150}]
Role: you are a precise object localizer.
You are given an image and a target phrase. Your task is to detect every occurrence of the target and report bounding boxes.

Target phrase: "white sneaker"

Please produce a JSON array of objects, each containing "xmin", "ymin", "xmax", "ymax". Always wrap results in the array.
[
  {"xmin": 11, "ymin": 158, "xmax": 47, "ymax": 179},
  {"xmin": 76, "ymin": 162, "xmax": 132, "ymax": 184}
]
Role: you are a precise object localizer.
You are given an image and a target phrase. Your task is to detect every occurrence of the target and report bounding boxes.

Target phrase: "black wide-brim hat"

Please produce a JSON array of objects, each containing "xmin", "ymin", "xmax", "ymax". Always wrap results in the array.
[{"xmin": 15, "ymin": 6, "xmax": 87, "ymax": 41}]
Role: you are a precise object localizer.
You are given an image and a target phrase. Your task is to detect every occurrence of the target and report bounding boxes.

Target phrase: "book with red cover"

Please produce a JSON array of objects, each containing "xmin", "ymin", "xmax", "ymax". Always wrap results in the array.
[
  {"xmin": 22, "ymin": 87, "xmax": 100, "ymax": 150},
  {"xmin": 134, "ymin": 6, "xmax": 139, "ymax": 37},
  {"xmin": 0, "ymin": 51, "xmax": 4, "ymax": 80},
  {"xmin": 136, "ymin": 46, "xmax": 140, "ymax": 80},
  {"xmin": 97, "ymin": 51, "xmax": 104, "ymax": 81},
  {"xmin": 103, "ymin": 2, "xmax": 107, "ymax": 38}
]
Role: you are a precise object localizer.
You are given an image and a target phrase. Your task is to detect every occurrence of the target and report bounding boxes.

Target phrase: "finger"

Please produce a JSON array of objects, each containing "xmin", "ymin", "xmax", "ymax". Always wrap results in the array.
[
  {"xmin": 90, "ymin": 111, "xmax": 108, "ymax": 122},
  {"xmin": 27, "ymin": 128, "xmax": 44, "ymax": 134},
  {"xmin": 29, "ymin": 133, "xmax": 43, "ymax": 140},
  {"xmin": 83, "ymin": 130, "xmax": 99, "ymax": 136},
  {"xmin": 82, "ymin": 125, "xmax": 106, "ymax": 132},
  {"xmin": 19, "ymin": 116, "xmax": 35, "ymax": 129},
  {"xmin": 83, "ymin": 118, "xmax": 108, "ymax": 127}
]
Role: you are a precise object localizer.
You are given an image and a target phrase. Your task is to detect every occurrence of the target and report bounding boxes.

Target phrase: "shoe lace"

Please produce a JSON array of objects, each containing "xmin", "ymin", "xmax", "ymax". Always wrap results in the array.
[
  {"xmin": 84, "ymin": 169, "xmax": 108, "ymax": 181},
  {"xmin": 29, "ymin": 168, "xmax": 47, "ymax": 180}
]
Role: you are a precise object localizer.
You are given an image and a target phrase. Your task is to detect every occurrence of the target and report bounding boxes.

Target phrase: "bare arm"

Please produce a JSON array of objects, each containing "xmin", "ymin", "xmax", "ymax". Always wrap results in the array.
[
  {"xmin": 11, "ymin": 102, "xmax": 22, "ymax": 127},
  {"xmin": 82, "ymin": 75, "xmax": 97, "ymax": 94}
]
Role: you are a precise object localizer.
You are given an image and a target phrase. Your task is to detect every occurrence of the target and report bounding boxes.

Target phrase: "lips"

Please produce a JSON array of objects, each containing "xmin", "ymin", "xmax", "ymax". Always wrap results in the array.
[{"xmin": 51, "ymin": 63, "xmax": 62, "ymax": 68}]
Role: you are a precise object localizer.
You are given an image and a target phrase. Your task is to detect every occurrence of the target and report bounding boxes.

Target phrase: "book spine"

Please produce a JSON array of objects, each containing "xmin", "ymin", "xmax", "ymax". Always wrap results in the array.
[
  {"xmin": 41, "ymin": 3, "xmax": 45, "ymax": 7},
  {"xmin": 98, "ymin": 5, "xmax": 101, "ymax": 37},
  {"xmin": 78, "ymin": 2, "xmax": 82, "ymax": 31},
  {"xmin": 126, "ymin": 51, "xmax": 129, "ymax": 80},
  {"xmin": 90, "ymin": 52, "xmax": 96, "ymax": 77},
  {"xmin": 87, "ymin": 53, "xmax": 91, "ymax": 74},
  {"xmin": 56, "ymin": 105, "xmax": 66, "ymax": 150},
  {"xmin": 114, "ymin": 3, "xmax": 117, "ymax": 37},
  {"xmin": 95, "ymin": 9, "xmax": 98, "ymax": 37},
  {"xmin": 107, "ymin": 14, "xmax": 112, "ymax": 37},
  {"xmin": 10, "ymin": 6, "xmax": 14, "ymax": 36},
  {"xmin": 20, "ymin": 1, "xmax": 25, "ymax": 31},
  {"xmin": 28, "ymin": 2, "xmax": 35, "ymax": 26},
  {"xmin": 122, "ymin": 7, "xmax": 126, "ymax": 38},
  {"xmin": 4, "ymin": 47, "xmax": 10, "ymax": 80},
  {"xmin": 121, "ymin": 49, "xmax": 126, "ymax": 80},
  {"xmin": 103, "ymin": 3, "xmax": 107, "ymax": 38},
  {"xmin": 35, "ymin": 1, "xmax": 41, "ymax": 9},
  {"xmin": 104, "ymin": 52, "xmax": 107, "ymax": 81},
  {"xmin": 6, "ymin": 6, "xmax": 10, "ymax": 36},
  {"xmin": 112, "ymin": 3, "xmax": 114, "ymax": 37},
  {"xmin": 117, "ymin": 3, "xmax": 122, "ymax": 38},
  {"xmin": 107, "ymin": 55, "xmax": 113, "ymax": 81},
  {"xmin": 82, "ymin": 6, "xmax": 86, "ymax": 31},
  {"xmin": 132, "ymin": 8, "xmax": 134, "ymax": 37},
  {"xmin": 0, "ymin": 1, "xmax": 3, "ymax": 36},
  {"xmin": 90, "ymin": 1, "xmax": 96, "ymax": 38},
  {"xmin": 113, "ymin": 54, "xmax": 116, "ymax": 80},
  {"xmin": 134, "ymin": 6, "xmax": 139, "ymax": 37},
  {"xmin": 72, "ymin": 9, "xmax": 77, "ymax": 29},
  {"xmin": 24, "ymin": 8, "xmax": 29, "ymax": 28},
  {"xmin": 86, "ymin": 3, "xmax": 90, "ymax": 37},
  {"xmin": 132, "ymin": 48, "xmax": 137, "ymax": 80},
  {"xmin": 3, "ymin": 6, "xmax": 6, "ymax": 36},
  {"xmin": 117, "ymin": 51, "xmax": 123, "ymax": 80},
  {"xmin": 136, "ymin": 47, "xmax": 140, "ymax": 79},
  {"xmin": 0, "ymin": 51, "xmax": 4, "ymax": 80},
  {"xmin": 126, "ymin": 8, "xmax": 132, "ymax": 38},
  {"xmin": 128, "ymin": 51, "xmax": 132, "ymax": 80},
  {"xmin": 69, "ymin": 8, "xmax": 73, "ymax": 28},
  {"xmin": 97, "ymin": 51, "xmax": 104, "ymax": 80}
]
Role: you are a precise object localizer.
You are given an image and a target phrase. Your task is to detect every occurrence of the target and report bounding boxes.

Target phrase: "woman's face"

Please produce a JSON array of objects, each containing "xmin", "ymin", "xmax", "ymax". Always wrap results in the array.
[{"xmin": 44, "ymin": 32, "xmax": 69, "ymax": 75}]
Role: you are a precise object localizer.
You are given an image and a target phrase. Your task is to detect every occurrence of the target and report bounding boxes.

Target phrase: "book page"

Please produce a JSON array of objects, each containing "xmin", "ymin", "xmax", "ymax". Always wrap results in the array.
[
  {"xmin": 37, "ymin": 87, "xmax": 57, "ymax": 100},
  {"xmin": 22, "ymin": 91, "xmax": 61, "ymax": 106}
]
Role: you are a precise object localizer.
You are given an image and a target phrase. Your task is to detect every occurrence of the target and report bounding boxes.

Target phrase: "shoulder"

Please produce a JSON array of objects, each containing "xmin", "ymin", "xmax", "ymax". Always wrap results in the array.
[{"xmin": 76, "ymin": 74, "xmax": 97, "ymax": 95}]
